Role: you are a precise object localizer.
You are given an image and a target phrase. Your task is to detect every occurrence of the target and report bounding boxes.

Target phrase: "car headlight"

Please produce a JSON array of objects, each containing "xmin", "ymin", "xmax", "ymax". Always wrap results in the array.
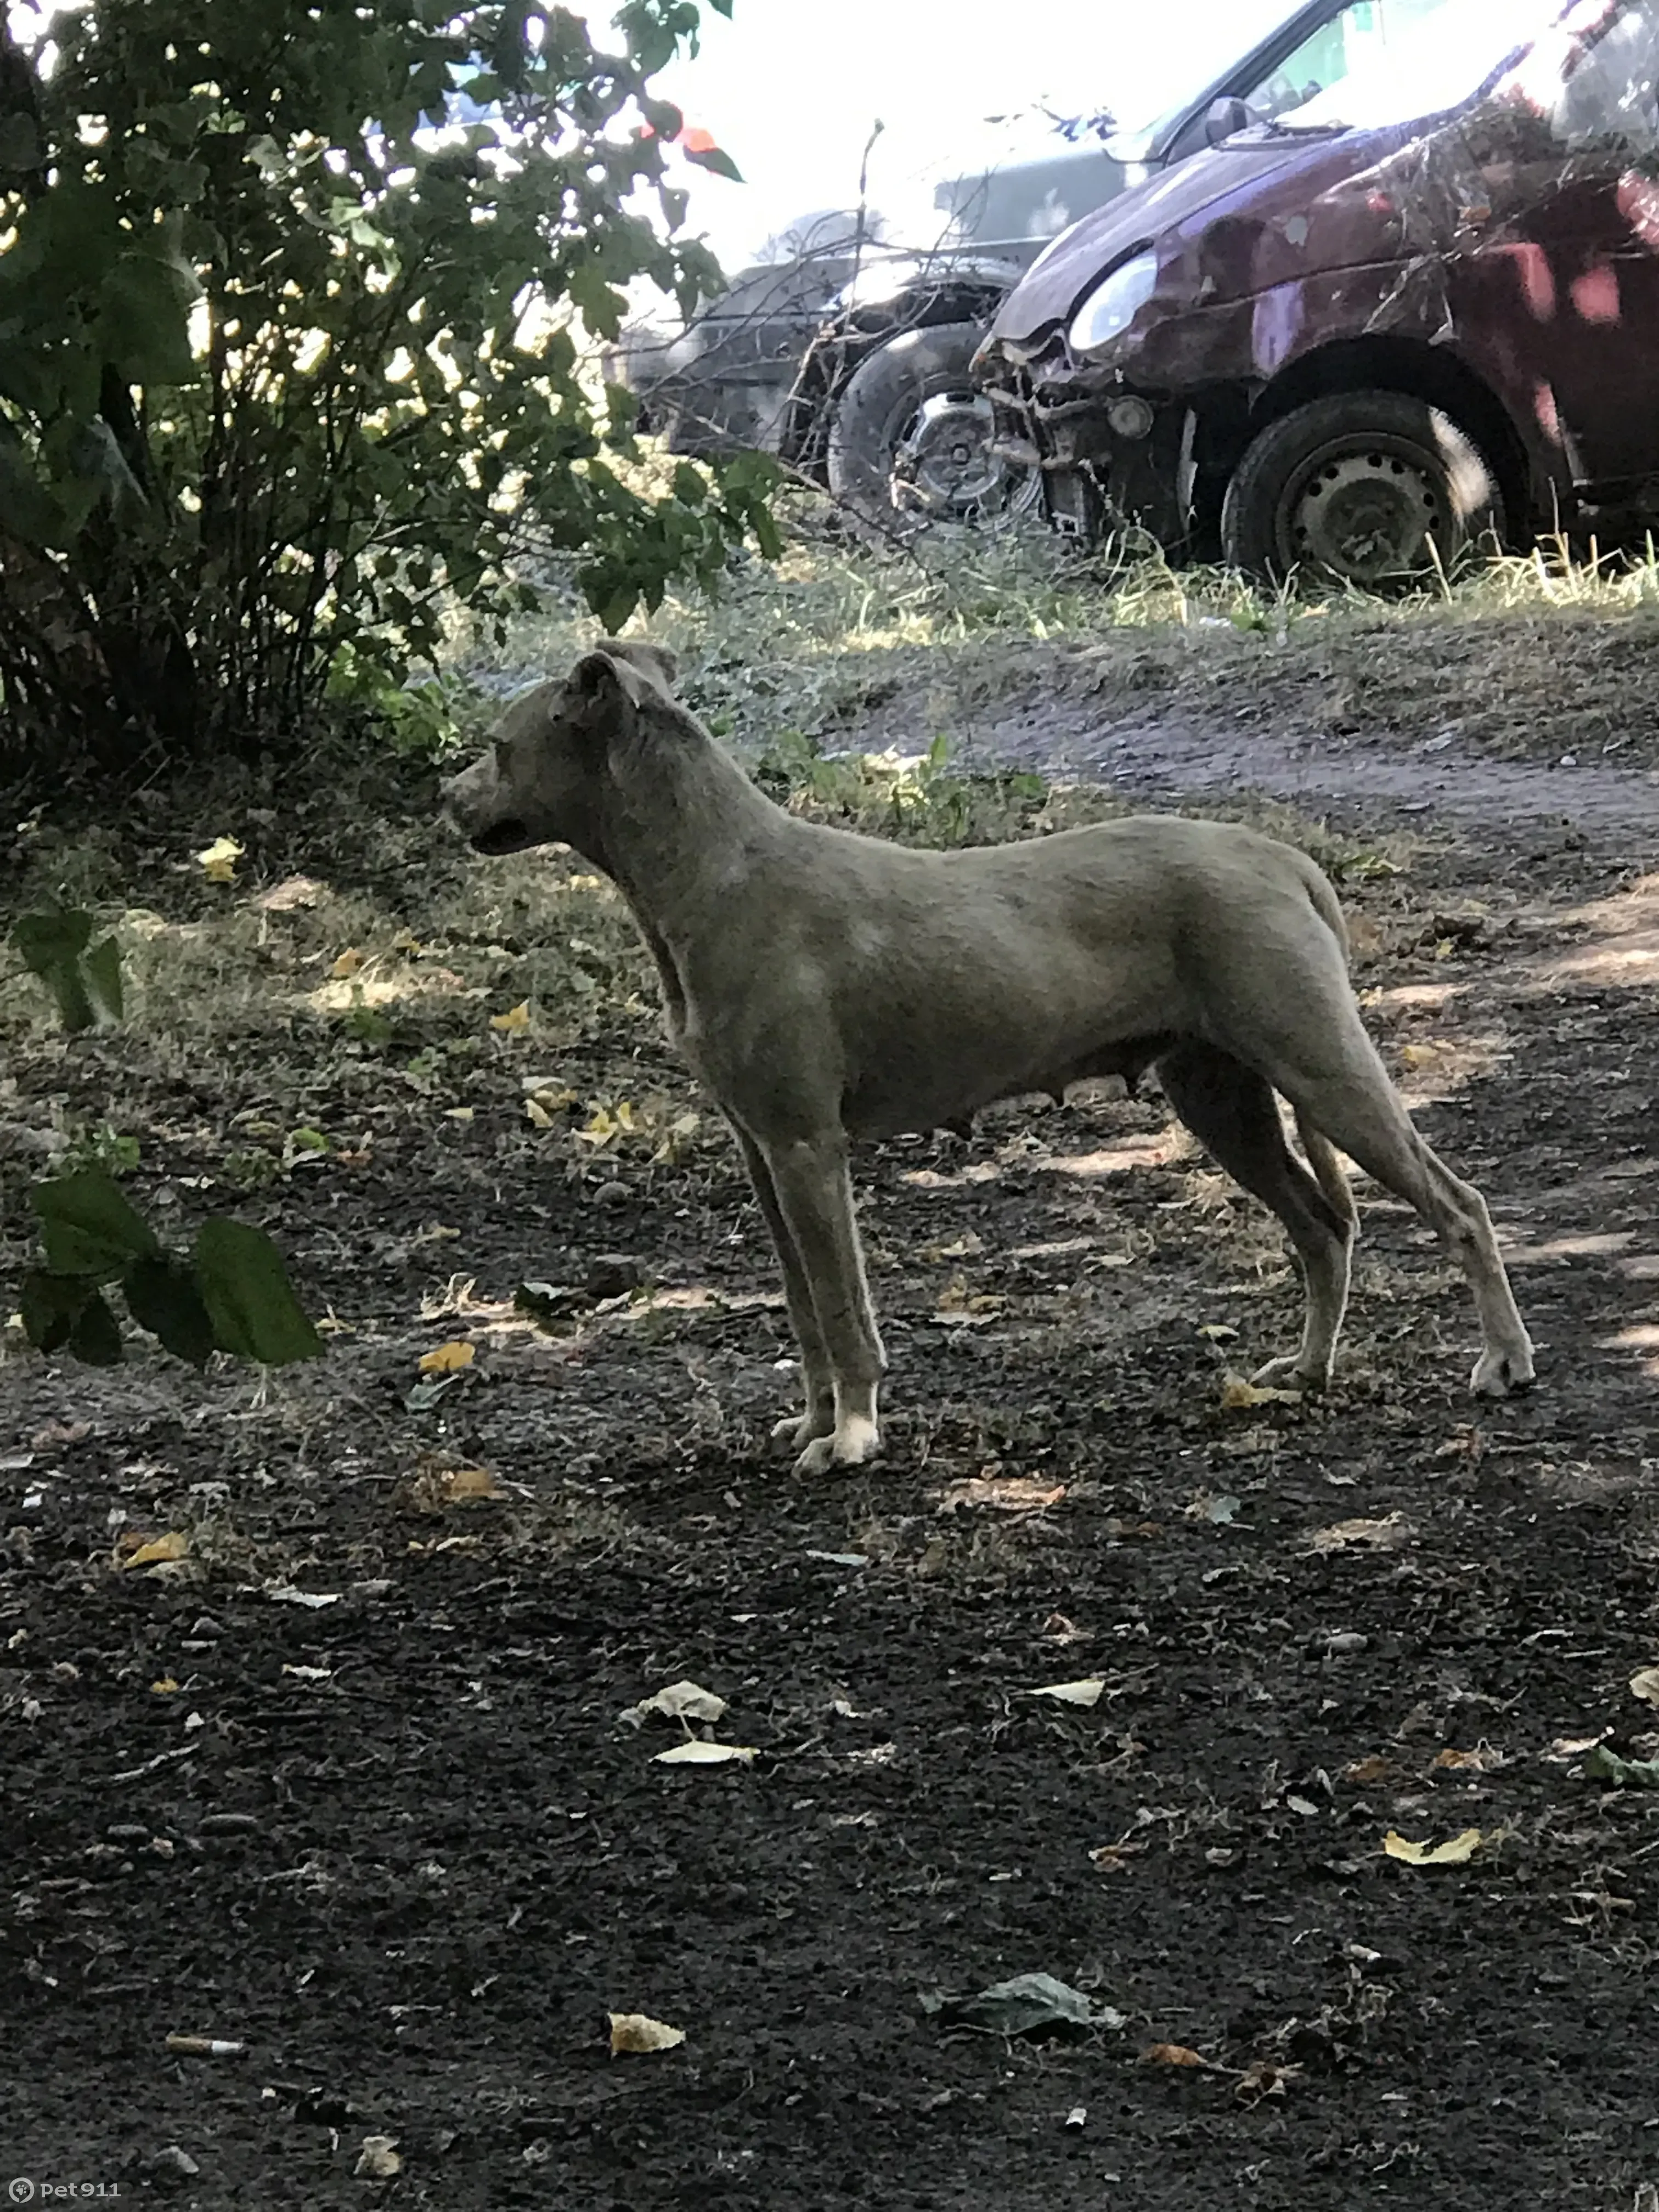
[{"xmin": 1067, "ymin": 250, "xmax": 1159, "ymax": 356}]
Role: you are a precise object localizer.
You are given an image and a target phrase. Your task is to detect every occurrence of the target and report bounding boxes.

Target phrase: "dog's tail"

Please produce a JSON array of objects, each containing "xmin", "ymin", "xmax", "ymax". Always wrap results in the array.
[{"xmin": 1294, "ymin": 1110, "xmax": 1358, "ymax": 1242}]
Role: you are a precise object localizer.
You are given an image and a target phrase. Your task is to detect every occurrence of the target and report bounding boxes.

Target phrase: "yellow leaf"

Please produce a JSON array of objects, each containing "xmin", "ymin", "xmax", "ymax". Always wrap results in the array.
[
  {"xmin": 525, "ymin": 1098, "xmax": 554, "ymax": 1128},
  {"xmin": 1220, "ymin": 1372, "xmax": 1302, "ymax": 1409},
  {"xmin": 150, "ymin": 1675, "xmax": 180, "ymax": 1695},
  {"xmin": 1031, "ymin": 1678, "xmax": 1106, "ymax": 1709},
  {"xmin": 1306, "ymin": 1514, "xmax": 1413, "ymax": 1555},
  {"xmin": 490, "ymin": 1000, "xmax": 531, "ymax": 1033},
  {"xmin": 196, "ymin": 836, "xmax": 244, "ymax": 883},
  {"xmin": 330, "ymin": 948, "xmax": 364, "ymax": 979},
  {"xmin": 938, "ymin": 1475, "xmax": 1067, "ymax": 1514},
  {"xmin": 1400, "ymin": 1042, "xmax": 1443, "ymax": 1070},
  {"xmin": 443, "ymin": 1466, "xmax": 506, "ymax": 1503},
  {"xmin": 444, "ymin": 1106, "xmax": 475, "ymax": 1122},
  {"xmin": 652, "ymin": 1741, "xmax": 757, "ymax": 1765},
  {"xmin": 577, "ymin": 1107, "xmax": 619, "ymax": 1148},
  {"xmin": 1384, "ymin": 1827, "xmax": 1483, "ymax": 1866},
  {"xmin": 123, "ymin": 1531, "xmax": 190, "ymax": 1568},
  {"xmin": 390, "ymin": 929, "xmax": 422, "ymax": 953},
  {"xmin": 418, "ymin": 1340, "xmax": 476, "ymax": 1375},
  {"xmin": 608, "ymin": 2012, "xmax": 686, "ymax": 2056}
]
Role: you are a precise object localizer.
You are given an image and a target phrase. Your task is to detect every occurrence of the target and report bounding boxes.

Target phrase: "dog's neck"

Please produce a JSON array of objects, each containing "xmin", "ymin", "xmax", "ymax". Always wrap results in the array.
[{"xmin": 591, "ymin": 721, "xmax": 785, "ymax": 930}]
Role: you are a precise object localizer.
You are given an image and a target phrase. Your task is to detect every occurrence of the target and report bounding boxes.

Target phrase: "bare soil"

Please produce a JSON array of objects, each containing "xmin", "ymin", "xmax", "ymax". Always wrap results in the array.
[{"xmin": 4, "ymin": 620, "xmax": 1659, "ymax": 2211}]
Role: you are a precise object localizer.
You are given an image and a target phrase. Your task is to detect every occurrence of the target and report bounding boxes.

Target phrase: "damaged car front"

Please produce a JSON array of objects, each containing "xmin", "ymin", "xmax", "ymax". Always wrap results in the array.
[{"xmin": 978, "ymin": 0, "xmax": 1659, "ymax": 584}]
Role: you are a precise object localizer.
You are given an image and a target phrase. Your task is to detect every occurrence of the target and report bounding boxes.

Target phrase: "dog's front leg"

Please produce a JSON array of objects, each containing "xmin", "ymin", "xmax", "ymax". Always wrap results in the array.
[
  {"xmin": 732, "ymin": 1127, "xmax": 836, "ymax": 1451},
  {"xmin": 761, "ymin": 1132, "xmax": 885, "ymax": 1476}
]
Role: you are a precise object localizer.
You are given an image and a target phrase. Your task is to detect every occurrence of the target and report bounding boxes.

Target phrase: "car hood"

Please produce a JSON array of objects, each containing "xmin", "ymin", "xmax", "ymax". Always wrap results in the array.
[{"xmin": 989, "ymin": 134, "xmax": 1313, "ymax": 343}]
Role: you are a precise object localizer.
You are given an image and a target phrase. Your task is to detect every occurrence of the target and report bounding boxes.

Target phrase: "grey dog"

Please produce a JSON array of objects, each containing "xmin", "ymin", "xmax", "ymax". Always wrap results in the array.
[{"xmin": 442, "ymin": 642, "xmax": 1534, "ymax": 1474}]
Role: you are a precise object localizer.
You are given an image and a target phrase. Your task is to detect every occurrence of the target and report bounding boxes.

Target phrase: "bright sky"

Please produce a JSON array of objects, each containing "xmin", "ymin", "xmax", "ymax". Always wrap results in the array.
[
  {"xmin": 4, "ymin": 0, "xmax": 1306, "ymax": 266},
  {"xmin": 647, "ymin": 0, "xmax": 1304, "ymax": 263}
]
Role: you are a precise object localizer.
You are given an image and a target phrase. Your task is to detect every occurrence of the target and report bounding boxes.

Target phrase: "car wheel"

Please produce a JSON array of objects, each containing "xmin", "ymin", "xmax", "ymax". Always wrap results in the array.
[
  {"xmin": 826, "ymin": 320, "xmax": 1040, "ymax": 532},
  {"xmin": 1221, "ymin": 390, "xmax": 1504, "ymax": 587}
]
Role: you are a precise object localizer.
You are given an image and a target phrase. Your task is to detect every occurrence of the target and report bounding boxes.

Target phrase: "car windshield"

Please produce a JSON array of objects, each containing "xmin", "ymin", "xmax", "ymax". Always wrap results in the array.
[{"xmin": 1277, "ymin": 0, "xmax": 1558, "ymax": 128}]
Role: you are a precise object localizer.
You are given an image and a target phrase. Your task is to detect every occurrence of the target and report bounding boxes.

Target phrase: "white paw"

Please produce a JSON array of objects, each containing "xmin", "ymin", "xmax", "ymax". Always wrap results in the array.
[
  {"xmin": 1251, "ymin": 1353, "xmax": 1329, "ymax": 1393},
  {"xmin": 771, "ymin": 1407, "xmax": 834, "ymax": 1453},
  {"xmin": 1470, "ymin": 1339, "xmax": 1536, "ymax": 1399},
  {"xmin": 792, "ymin": 1415, "xmax": 881, "ymax": 1478}
]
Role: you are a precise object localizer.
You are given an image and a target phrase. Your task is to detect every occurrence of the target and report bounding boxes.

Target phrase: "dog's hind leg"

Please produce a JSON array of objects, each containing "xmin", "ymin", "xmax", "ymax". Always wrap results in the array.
[
  {"xmin": 759, "ymin": 1132, "xmax": 886, "ymax": 1476},
  {"xmin": 1244, "ymin": 1010, "xmax": 1534, "ymax": 1399},
  {"xmin": 732, "ymin": 1127, "xmax": 836, "ymax": 1452},
  {"xmin": 1157, "ymin": 1042, "xmax": 1356, "ymax": 1389}
]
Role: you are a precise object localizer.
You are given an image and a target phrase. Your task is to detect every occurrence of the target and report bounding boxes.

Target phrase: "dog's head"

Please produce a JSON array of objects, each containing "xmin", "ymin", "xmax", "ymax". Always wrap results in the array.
[{"xmin": 440, "ymin": 641, "xmax": 680, "ymax": 859}]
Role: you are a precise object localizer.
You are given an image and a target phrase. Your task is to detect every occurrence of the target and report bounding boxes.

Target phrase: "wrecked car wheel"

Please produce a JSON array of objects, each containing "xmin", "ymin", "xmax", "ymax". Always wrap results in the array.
[
  {"xmin": 1221, "ymin": 391, "xmax": 1504, "ymax": 589},
  {"xmin": 826, "ymin": 321, "xmax": 1039, "ymax": 533}
]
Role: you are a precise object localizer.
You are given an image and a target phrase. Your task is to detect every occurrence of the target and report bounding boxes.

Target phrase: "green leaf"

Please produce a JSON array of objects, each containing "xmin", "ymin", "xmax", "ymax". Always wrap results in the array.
[
  {"xmin": 682, "ymin": 143, "xmax": 743, "ymax": 185},
  {"xmin": 32, "ymin": 1171, "xmax": 162, "ymax": 1280},
  {"xmin": 69, "ymin": 1290, "xmax": 125, "ymax": 1366},
  {"xmin": 123, "ymin": 1252, "xmax": 216, "ymax": 1367},
  {"xmin": 19, "ymin": 1270, "xmax": 98, "ymax": 1356},
  {"xmin": 1585, "ymin": 1744, "xmax": 1659, "ymax": 1790},
  {"xmin": 193, "ymin": 1218, "xmax": 323, "ymax": 1365}
]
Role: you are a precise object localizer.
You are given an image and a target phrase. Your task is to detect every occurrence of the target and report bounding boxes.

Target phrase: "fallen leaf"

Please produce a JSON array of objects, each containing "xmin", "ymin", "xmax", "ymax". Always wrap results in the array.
[
  {"xmin": 256, "ymin": 875, "xmax": 324, "ymax": 911},
  {"xmin": 123, "ymin": 1531, "xmax": 190, "ymax": 1568},
  {"xmin": 608, "ymin": 2012, "xmax": 686, "ymax": 2056},
  {"xmin": 1198, "ymin": 1323, "xmax": 1239, "ymax": 1341},
  {"xmin": 1400, "ymin": 1041, "xmax": 1445, "ymax": 1069},
  {"xmin": 1384, "ymin": 1827, "xmax": 1483, "ymax": 1866},
  {"xmin": 620, "ymin": 1680, "xmax": 729, "ymax": 1729},
  {"xmin": 1585, "ymin": 1745, "xmax": 1659, "ymax": 1790},
  {"xmin": 525, "ymin": 1098, "xmax": 555, "ymax": 1128},
  {"xmin": 921, "ymin": 1972, "xmax": 1124, "ymax": 2038},
  {"xmin": 1432, "ymin": 1744, "xmax": 1504, "ymax": 1772},
  {"xmin": 1629, "ymin": 1667, "xmax": 1659, "ymax": 1708},
  {"xmin": 1030, "ymin": 1678, "xmax": 1107, "ymax": 1709},
  {"xmin": 1087, "ymin": 1841, "xmax": 1148, "ymax": 1872},
  {"xmin": 329, "ymin": 948, "xmax": 364, "ymax": 979},
  {"xmin": 150, "ymin": 1676, "xmax": 180, "ymax": 1695},
  {"xmin": 196, "ymin": 835, "xmax": 244, "ymax": 883},
  {"xmin": 354, "ymin": 2136, "xmax": 402, "ymax": 2179},
  {"xmin": 490, "ymin": 1000, "xmax": 531, "ymax": 1034},
  {"xmin": 937, "ymin": 1475, "xmax": 1066, "ymax": 1514},
  {"xmin": 1186, "ymin": 1492, "xmax": 1241, "ymax": 1525},
  {"xmin": 1305, "ymin": 1513, "xmax": 1414, "ymax": 1555},
  {"xmin": 262, "ymin": 1584, "xmax": 341, "ymax": 1609},
  {"xmin": 652, "ymin": 1740, "xmax": 756, "ymax": 1766},
  {"xmin": 1235, "ymin": 2058, "xmax": 1301, "ymax": 2101},
  {"xmin": 1141, "ymin": 2042, "xmax": 1211, "ymax": 2068},
  {"xmin": 1220, "ymin": 1373, "xmax": 1302, "ymax": 1409},
  {"xmin": 1343, "ymin": 1755, "xmax": 1396, "ymax": 1785},
  {"xmin": 418, "ymin": 1340, "xmax": 475, "ymax": 1375},
  {"xmin": 281, "ymin": 1663, "xmax": 332, "ymax": 1681},
  {"xmin": 393, "ymin": 1462, "xmax": 508, "ymax": 1516}
]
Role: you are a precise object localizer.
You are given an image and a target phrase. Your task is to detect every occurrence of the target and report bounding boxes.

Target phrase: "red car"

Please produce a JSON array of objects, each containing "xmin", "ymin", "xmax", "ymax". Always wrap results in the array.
[{"xmin": 978, "ymin": 0, "xmax": 1659, "ymax": 584}]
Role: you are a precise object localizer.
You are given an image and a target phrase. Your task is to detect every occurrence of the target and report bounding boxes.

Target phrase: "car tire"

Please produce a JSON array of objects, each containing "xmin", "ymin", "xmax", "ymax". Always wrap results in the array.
[
  {"xmin": 1221, "ymin": 390, "xmax": 1505, "ymax": 587},
  {"xmin": 826, "ymin": 320, "xmax": 1037, "ymax": 532}
]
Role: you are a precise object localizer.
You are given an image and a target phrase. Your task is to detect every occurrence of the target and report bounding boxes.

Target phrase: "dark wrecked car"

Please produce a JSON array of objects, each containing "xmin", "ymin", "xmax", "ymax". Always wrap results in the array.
[
  {"xmin": 978, "ymin": 0, "xmax": 1659, "ymax": 586},
  {"xmin": 608, "ymin": 0, "xmax": 1458, "ymax": 529}
]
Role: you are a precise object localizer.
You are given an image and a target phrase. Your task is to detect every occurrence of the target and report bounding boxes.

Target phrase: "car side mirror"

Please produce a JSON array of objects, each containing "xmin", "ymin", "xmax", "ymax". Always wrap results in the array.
[{"xmin": 1206, "ymin": 95, "xmax": 1254, "ymax": 146}]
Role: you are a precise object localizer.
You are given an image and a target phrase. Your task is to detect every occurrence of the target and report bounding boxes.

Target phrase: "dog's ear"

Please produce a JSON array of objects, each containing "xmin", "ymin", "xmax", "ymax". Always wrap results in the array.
[
  {"xmin": 571, "ymin": 651, "xmax": 631, "ymax": 709},
  {"xmin": 604, "ymin": 640, "xmax": 679, "ymax": 693}
]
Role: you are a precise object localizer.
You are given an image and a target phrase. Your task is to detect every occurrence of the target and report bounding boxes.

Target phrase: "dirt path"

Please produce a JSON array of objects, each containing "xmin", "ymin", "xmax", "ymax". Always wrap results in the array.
[{"xmin": 3, "ymin": 650, "xmax": 1658, "ymax": 2211}]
